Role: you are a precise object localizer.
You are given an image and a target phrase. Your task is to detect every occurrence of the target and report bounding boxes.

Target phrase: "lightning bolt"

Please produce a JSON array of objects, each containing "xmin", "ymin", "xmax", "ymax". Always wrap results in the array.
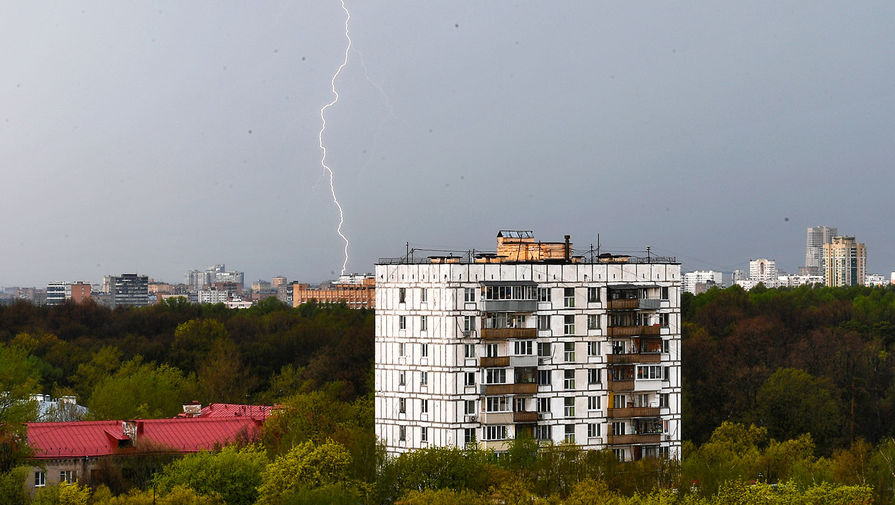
[{"xmin": 319, "ymin": 0, "xmax": 351, "ymax": 276}]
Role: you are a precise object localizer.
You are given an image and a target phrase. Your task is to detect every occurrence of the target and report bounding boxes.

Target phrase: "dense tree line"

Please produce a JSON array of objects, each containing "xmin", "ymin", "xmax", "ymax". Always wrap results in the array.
[{"xmin": 2, "ymin": 285, "xmax": 895, "ymax": 502}]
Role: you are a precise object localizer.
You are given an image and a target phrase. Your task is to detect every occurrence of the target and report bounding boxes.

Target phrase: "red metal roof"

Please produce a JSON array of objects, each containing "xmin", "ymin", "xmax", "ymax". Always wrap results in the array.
[
  {"xmin": 27, "ymin": 416, "xmax": 263, "ymax": 459},
  {"xmin": 197, "ymin": 403, "xmax": 274, "ymax": 419}
]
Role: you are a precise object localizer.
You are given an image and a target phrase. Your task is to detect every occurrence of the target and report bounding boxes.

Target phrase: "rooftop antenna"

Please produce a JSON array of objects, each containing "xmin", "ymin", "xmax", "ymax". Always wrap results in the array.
[{"xmin": 647, "ymin": 246, "xmax": 651, "ymax": 263}]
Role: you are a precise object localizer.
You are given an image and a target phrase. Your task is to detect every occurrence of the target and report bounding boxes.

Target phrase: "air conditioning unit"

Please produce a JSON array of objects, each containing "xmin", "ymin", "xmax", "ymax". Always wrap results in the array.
[
  {"xmin": 465, "ymin": 414, "xmax": 478, "ymax": 423},
  {"xmin": 461, "ymin": 330, "xmax": 471, "ymax": 337}
]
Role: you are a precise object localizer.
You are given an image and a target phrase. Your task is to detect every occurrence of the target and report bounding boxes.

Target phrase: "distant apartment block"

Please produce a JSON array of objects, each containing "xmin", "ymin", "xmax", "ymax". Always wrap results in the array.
[
  {"xmin": 749, "ymin": 258, "xmax": 777, "ymax": 283},
  {"xmin": 46, "ymin": 282, "xmax": 92, "ymax": 306},
  {"xmin": 824, "ymin": 236, "xmax": 866, "ymax": 287},
  {"xmin": 186, "ymin": 264, "xmax": 244, "ymax": 291},
  {"xmin": 375, "ymin": 231, "xmax": 681, "ymax": 462},
  {"xmin": 293, "ymin": 274, "xmax": 375, "ymax": 309},
  {"xmin": 865, "ymin": 274, "xmax": 887, "ymax": 287},
  {"xmin": 682, "ymin": 271, "xmax": 722, "ymax": 294},
  {"xmin": 803, "ymin": 226, "xmax": 837, "ymax": 276},
  {"xmin": 110, "ymin": 274, "xmax": 150, "ymax": 307}
]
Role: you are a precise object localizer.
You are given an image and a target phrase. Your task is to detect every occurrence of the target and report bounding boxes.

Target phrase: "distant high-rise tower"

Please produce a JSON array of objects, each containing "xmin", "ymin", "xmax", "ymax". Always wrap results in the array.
[
  {"xmin": 804, "ymin": 226, "xmax": 837, "ymax": 276},
  {"xmin": 823, "ymin": 236, "xmax": 866, "ymax": 287}
]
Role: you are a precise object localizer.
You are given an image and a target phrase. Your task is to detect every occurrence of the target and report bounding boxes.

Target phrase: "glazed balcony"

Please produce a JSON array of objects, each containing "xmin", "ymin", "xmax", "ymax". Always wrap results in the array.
[
  {"xmin": 606, "ymin": 407, "xmax": 661, "ymax": 418},
  {"xmin": 479, "ymin": 356, "xmax": 510, "ymax": 367},
  {"xmin": 607, "ymin": 433, "xmax": 661, "ymax": 445},
  {"xmin": 481, "ymin": 328, "xmax": 538, "ymax": 340},
  {"xmin": 606, "ymin": 325, "xmax": 661, "ymax": 337},
  {"xmin": 481, "ymin": 383, "xmax": 539, "ymax": 395},
  {"xmin": 606, "ymin": 353, "xmax": 662, "ymax": 364}
]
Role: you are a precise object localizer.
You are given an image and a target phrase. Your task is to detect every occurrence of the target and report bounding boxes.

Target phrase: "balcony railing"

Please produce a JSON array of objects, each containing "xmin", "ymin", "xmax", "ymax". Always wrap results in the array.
[
  {"xmin": 608, "ymin": 380, "xmax": 635, "ymax": 392},
  {"xmin": 606, "ymin": 353, "xmax": 662, "ymax": 364},
  {"xmin": 607, "ymin": 433, "xmax": 662, "ymax": 445},
  {"xmin": 607, "ymin": 299, "xmax": 639, "ymax": 310},
  {"xmin": 482, "ymin": 383, "xmax": 539, "ymax": 395},
  {"xmin": 513, "ymin": 411, "xmax": 538, "ymax": 423},
  {"xmin": 607, "ymin": 325, "xmax": 662, "ymax": 337},
  {"xmin": 479, "ymin": 356, "xmax": 510, "ymax": 367},
  {"xmin": 481, "ymin": 328, "xmax": 538, "ymax": 340},
  {"xmin": 607, "ymin": 407, "xmax": 661, "ymax": 418}
]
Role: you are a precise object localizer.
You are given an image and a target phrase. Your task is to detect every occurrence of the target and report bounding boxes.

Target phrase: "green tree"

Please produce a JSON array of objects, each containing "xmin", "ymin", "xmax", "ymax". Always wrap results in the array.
[
  {"xmin": 257, "ymin": 440, "xmax": 352, "ymax": 505},
  {"xmin": 171, "ymin": 319, "xmax": 228, "ymax": 372},
  {"xmin": 754, "ymin": 368, "xmax": 842, "ymax": 451},
  {"xmin": 32, "ymin": 481, "xmax": 91, "ymax": 505},
  {"xmin": 197, "ymin": 338, "xmax": 256, "ymax": 404},
  {"xmin": 153, "ymin": 445, "xmax": 268, "ymax": 505},
  {"xmin": 0, "ymin": 467, "xmax": 30, "ymax": 504},
  {"xmin": 0, "ymin": 343, "xmax": 42, "ymax": 471},
  {"xmin": 87, "ymin": 356, "xmax": 198, "ymax": 420}
]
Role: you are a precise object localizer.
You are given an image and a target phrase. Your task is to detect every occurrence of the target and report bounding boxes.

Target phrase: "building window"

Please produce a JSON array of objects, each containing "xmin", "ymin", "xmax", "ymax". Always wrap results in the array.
[
  {"xmin": 536, "ymin": 425, "xmax": 551, "ymax": 441},
  {"xmin": 564, "ymin": 424, "xmax": 576, "ymax": 443},
  {"xmin": 611, "ymin": 421, "xmax": 625, "ymax": 435},
  {"xmin": 399, "ymin": 343, "xmax": 406, "ymax": 356},
  {"xmin": 485, "ymin": 343, "xmax": 498, "ymax": 358},
  {"xmin": 486, "ymin": 396, "xmax": 511, "ymax": 412},
  {"xmin": 662, "ymin": 339, "xmax": 670, "ymax": 354},
  {"xmin": 661, "ymin": 287, "xmax": 669, "ymax": 300},
  {"xmin": 420, "ymin": 316, "xmax": 427, "ymax": 332},
  {"xmin": 537, "ymin": 370, "xmax": 551, "ymax": 386},
  {"xmin": 420, "ymin": 371, "xmax": 428, "ymax": 386},
  {"xmin": 34, "ymin": 471, "xmax": 45, "ymax": 488},
  {"xmin": 421, "ymin": 343, "xmax": 428, "ymax": 358},
  {"xmin": 399, "ymin": 398, "xmax": 406, "ymax": 414},
  {"xmin": 538, "ymin": 342, "xmax": 552, "ymax": 358},
  {"xmin": 514, "ymin": 340, "xmax": 533, "ymax": 355},
  {"xmin": 60, "ymin": 470, "xmax": 75, "ymax": 483},
  {"xmin": 587, "ymin": 287, "xmax": 600, "ymax": 303},
  {"xmin": 399, "ymin": 371, "xmax": 406, "ymax": 386},
  {"xmin": 399, "ymin": 426, "xmax": 406, "ymax": 441},
  {"xmin": 421, "ymin": 288, "xmax": 428, "ymax": 303},
  {"xmin": 587, "ymin": 314, "xmax": 600, "ymax": 330},
  {"xmin": 537, "ymin": 397, "xmax": 551, "ymax": 413},
  {"xmin": 588, "ymin": 395, "xmax": 600, "ymax": 411},
  {"xmin": 465, "ymin": 428, "xmax": 476, "ymax": 445},
  {"xmin": 612, "ymin": 394, "xmax": 626, "ymax": 409},
  {"xmin": 659, "ymin": 393, "xmax": 669, "ymax": 408},
  {"xmin": 613, "ymin": 448, "xmax": 625, "ymax": 461},
  {"xmin": 564, "ymin": 288, "xmax": 575, "ymax": 307},
  {"xmin": 485, "ymin": 368, "xmax": 507, "ymax": 384},
  {"xmin": 484, "ymin": 285, "xmax": 537, "ymax": 301},
  {"xmin": 587, "ymin": 341, "xmax": 599, "ymax": 356},
  {"xmin": 665, "ymin": 366, "xmax": 671, "ymax": 381},
  {"xmin": 588, "ymin": 423, "xmax": 600, "ymax": 438},
  {"xmin": 658, "ymin": 446, "xmax": 670, "ymax": 459},
  {"xmin": 484, "ymin": 425, "xmax": 507, "ymax": 441},
  {"xmin": 659, "ymin": 313, "xmax": 669, "ymax": 327},
  {"xmin": 464, "ymin": 288, "xmax": 475, "ymax": 302},
  {"xmin": 399, "ymin": 288, "xmax": 406, "ymax": 304},
  {"xmin": 564, "ymin": 315, "xmax": 575, "ymax": 335},
  {"xmin": 421, "ymin": 427, "xmax": 428, "ymax": 442},
  {"xmin": 637, "ymin": 366, "xmax": 662, "ymax": 380},
  {"xmin": 538, "ymin": 288, "xmax": 551, "ymax": 302},
  {"xmin": 538, "ymin": 315, "xmax": 551, "ymax": 330},
  {"xmin": 564, "ymin": 369, "xmax": 575, "ymax": 390},
  {"xmin": 464, "ymin": 344, "xmax": 475, "ymax": 358},
  {"xmin": 465, "ymin": 372, "xmax": 475, "ymax": 386},
  {"xmin": 465, "ymin": 399, "xmax": 476, "ymax": 415},
  {"xmin": 564, "ymin": 397, "xmax": 575, "ymax": 417},
  {"xmin": 399, "ymin": 315, "xmax": 406, "ymax": 330},
  {"xmin": 564, "ymin": 342, "xmax": 576, "ymax": 362},
  {"xmin": 588, "ymin": 368, "xmax": 601, "ymax": 384},
  {"xmin": 463, "ymin": 316, "xmax": 474, "ymax": 332}
]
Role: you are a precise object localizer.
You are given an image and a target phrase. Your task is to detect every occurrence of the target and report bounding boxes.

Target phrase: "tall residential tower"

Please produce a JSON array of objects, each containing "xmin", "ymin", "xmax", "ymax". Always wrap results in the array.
[
  {"xmin": 804, "ymin": 226, "xmax": 837, "ymax": 276},
  {"xmin": 374, "ymin": 231, "xmax": 681, "ymax": 461}
]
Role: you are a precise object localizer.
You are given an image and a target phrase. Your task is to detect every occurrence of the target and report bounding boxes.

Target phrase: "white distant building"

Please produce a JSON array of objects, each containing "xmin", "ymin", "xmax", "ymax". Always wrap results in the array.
[
  {"xmin": 777, "ymin": 275, "xmax": 824, "ymax": 288},
  {"xmin": 803, "ymin": 226, "xmax": 837, "ymax": 276},
  {"xmin": 186, "ymin": 264, "xmax": 245, "ymax": 291},
  {"xmin": 865, "ymin": 274, "xmax": 886, "ymax": 287},
  {"xmin": 682, "ymin": 271, "xmax": 722, "ymax": 294},
  {"xmin": 375, "ymin": 231, "xmax": 682, "ymax": 462},
  {"xmin": 749, "ymin": 259, "xmax": 777, "ymax": 284}
]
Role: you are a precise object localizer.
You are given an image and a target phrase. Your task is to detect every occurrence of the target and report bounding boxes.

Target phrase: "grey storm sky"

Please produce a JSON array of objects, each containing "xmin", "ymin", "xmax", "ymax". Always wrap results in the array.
[{"xmin": 2, "ymin": 1, "xmax": 894, "ymax": 286}]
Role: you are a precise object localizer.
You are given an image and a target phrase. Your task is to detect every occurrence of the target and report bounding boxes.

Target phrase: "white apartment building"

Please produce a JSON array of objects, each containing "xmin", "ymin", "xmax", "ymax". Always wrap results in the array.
[
  {"xmin": 682, "ymin": 271, "xmax": 722, "ymax": 294},
  {"xmin": 749, "ymin": 258, "xmax": 777, "ymax": 283},
  {"xmin": 374, "ymin": 231, "xmax": 682, "ymax": 462}
]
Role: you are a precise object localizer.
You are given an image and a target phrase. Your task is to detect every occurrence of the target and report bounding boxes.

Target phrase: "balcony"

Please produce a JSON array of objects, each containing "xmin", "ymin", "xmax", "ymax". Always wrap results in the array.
[
  {"xmin": 608, "ymin": 380, "xmax": 634, "ymax": 392},
  {"xmin": 481, "ymin": 328, "xmax": 538, "ymax": 340},
  {"xmin": 607, "ymin": 433, "xmax": 661, "ymax": 445},
  {"xmin": 607, "ymin": 325, "xmax": 661, "ymax": 337},
  {"xmin": 481, "ymin": 412, "xmax": 514, "ymax": 424},
  {"xmin": 513, "ymin": 411, "xmax": 538, "ymax": 423},
  {"xmin": 482, "ymin": 383, "xmax": 539, "ymax": 395},
  {"xmin": 607, "ymin": 299, "xmax": 639, "ymax": 310},
  {"xmin": 606, "ymin": 353, "xmax": 662, "ymax": 364},
  {"xmin": 607, "ymin": 407, "xmax": 661, "ymax": 418},
  {"xmin": 479, "ymin": 356, "xmax": 510, "ymax": 367},
  {"xmin": 482, "ymin": 300, "xmax": 538, "ymax": 312}
]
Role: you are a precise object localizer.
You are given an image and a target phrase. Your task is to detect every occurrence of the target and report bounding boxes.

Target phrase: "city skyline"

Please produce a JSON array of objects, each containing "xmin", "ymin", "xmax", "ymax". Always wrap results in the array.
[{"xmin": 2, "ymin": 2, "xmax": 894, "ymax": 286}]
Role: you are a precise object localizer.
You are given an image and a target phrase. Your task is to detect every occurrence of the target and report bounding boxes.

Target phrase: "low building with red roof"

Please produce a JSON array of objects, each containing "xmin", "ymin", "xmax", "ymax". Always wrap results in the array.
[{"xmin": 25, "ymin": 403, "xmax": 271, "ymax": 492}]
